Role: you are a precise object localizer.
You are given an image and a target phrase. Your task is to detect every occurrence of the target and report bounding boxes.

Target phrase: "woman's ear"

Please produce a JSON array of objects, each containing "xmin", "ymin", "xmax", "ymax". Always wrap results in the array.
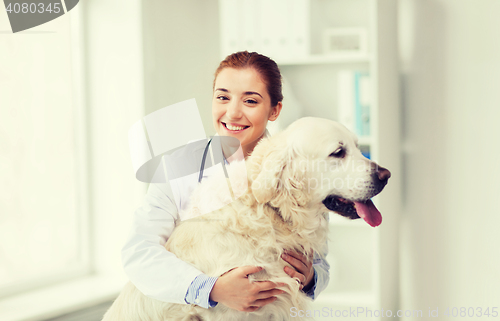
[{"xmin": 268, "ymin": 101, "xmax": 282, "ymax": 121}]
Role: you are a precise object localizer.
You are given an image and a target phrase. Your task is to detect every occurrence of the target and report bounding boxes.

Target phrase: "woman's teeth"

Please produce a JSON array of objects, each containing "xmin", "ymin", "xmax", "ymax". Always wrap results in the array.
[{"xmin": 225, "ymin": 123, "xmax": 247, "ymax": 131}]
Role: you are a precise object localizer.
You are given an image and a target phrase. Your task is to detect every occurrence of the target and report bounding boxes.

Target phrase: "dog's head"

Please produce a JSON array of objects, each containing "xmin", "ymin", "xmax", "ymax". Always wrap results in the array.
[{"xmin": 249, "ymin": 117, "xmax": 390, "ymax": 227}]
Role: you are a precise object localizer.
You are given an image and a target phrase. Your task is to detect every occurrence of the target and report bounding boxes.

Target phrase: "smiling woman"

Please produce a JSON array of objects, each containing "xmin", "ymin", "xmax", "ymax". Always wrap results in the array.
[
  {"xmin": 212, "ymin": 68, "xmax": 281, "ymax": 157},
  {"xmin": 117, "ymin": 51, "xmax": 332, "ymax": 319},
  {"xmin": 211, "ymin": 52, "xmax": 283, "ymax": 158}
]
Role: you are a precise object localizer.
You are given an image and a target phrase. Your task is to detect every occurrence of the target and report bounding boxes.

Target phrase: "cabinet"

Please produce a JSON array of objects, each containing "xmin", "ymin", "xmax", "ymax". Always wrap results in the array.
[{"xmin": 218, "ymin": 0, "xmax": 400, "ymax": 320}]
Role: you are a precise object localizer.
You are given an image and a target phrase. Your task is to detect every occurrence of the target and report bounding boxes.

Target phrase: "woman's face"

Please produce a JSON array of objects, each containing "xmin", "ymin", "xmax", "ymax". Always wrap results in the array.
[{"xmin": 212, "ymin": 67, "xmax": 281, "ymax": 156}]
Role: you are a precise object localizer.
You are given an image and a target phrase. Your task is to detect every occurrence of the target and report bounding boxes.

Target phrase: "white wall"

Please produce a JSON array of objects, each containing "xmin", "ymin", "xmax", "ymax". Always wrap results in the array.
[
  {"xmin": 0, "ymin": 2, "xmax": 148, "ymax": 319},
  {"xmin": 83, "ymin": 0, "xmax": 146, "ymax": 275},
  {"xmin": 83, "ymin": 0, "xmax": 220, "ymax": 276},
  {"xmin": 142, "ymin": 0, "xmax": 220, "ymax": 135},
  {"xmin": 0, "ymin": 3, "xmax": 82, "ymax": 293},
  {"xmin": 399, "ymin": 0, "xmax": 500, "ymax": 318}
]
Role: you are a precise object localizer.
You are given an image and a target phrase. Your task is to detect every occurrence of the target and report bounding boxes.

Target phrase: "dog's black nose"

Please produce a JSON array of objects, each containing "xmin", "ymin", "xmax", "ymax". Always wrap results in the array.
[{"xmin": 377, "ymin": 166, "xmax": 391, "ymax": 182}]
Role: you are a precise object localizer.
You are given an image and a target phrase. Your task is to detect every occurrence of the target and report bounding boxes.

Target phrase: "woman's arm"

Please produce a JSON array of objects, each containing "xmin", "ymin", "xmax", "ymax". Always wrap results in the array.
[
  {"xmin": 121, "ymin": 181, "xmax": 205, "ymax": 305},
  {"xmin": 122, "ymin": 178, "xmax": 284, "ymax": 309}
]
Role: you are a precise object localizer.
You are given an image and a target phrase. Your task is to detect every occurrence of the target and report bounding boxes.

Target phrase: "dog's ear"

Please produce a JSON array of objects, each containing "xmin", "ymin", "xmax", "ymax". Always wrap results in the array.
[
  {"xmin": 250, "ymin": 137, "xmax": 289, "ymax": 204},
  {"xmin": 250, "ymin": 136, "xmax": 308, "ymax": 208}
]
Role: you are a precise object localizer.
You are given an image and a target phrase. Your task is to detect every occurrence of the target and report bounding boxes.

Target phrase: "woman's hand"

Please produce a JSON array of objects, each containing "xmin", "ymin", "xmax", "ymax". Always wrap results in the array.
[
  {"xmin": 209, "ymin": 266, "xmax": 285, "ymax": 312},
  {"xmin": 281, "ymin": 250, "xmax": 314, "ymax": 291}
]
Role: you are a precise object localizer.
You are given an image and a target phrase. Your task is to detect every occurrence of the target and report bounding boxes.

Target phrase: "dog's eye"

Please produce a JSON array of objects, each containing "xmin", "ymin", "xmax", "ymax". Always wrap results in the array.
[{"xmin": 329, "ymin": 148, "xmax": 345, "ymax": 158}]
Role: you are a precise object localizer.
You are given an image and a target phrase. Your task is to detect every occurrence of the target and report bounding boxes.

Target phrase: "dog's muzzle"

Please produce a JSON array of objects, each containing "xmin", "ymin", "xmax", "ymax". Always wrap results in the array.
[{"xmin": 323, "ymin": 166, "xmax": 391, "ymax": 227}]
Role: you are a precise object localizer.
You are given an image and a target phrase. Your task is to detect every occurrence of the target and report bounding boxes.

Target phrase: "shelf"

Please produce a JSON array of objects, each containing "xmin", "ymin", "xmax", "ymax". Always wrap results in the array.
[
  {"xmin": 276, "ymin": 53, "xmax": 372, "ymax": 66},
  {"xmin": 217, "ymin": 1, "xmax": 400, "ymax": 318}
]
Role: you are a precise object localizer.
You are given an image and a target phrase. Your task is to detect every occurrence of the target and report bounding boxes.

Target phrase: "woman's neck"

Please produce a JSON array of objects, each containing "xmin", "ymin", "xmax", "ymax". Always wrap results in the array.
[
  {"xmin": 241, "ymin": 132, "xmax": 265, "ymax": 159},
  {"xmin": 221, "ymin": 132, "xmax": 266, "ymax": 162}
]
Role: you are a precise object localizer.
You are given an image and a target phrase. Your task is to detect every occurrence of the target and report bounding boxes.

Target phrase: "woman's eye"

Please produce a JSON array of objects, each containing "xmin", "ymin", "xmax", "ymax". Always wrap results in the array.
[
  {"xmin": 329, "ymin": 148, "xmax": 345, "ymax": 158},
  {"xmin": 245, "ymin": 99, "xmax": 258, "ymax": 104},
  {"xmin": 217, "ymin": 95, "xmax": 229, "ymax": 101}
]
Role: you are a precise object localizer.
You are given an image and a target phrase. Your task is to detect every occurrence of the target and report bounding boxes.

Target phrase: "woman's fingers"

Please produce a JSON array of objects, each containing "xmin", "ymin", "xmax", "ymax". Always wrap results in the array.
[
  {"xmin": 238, "ymin": 265, "xmax": 264, "ymax": 277},
  {"xmin": 243, "ymin": 296, "xmax": 278, "ymax": 312},
  {"xmin": 253, "ymin": 295, "xmax": 278, "ymax": 307},
  {"xmin": 253, "ymin": 280, "xmax": 284, "ymax": 292},
  {"xmin": 254, "ymin": 288, "xmax": 286, "ymax": 300},
  {"xmin": 284, "ymin": 266, "xmax": 306, "ymax": 284},
  {"xmin": 281, "ymin": 252, "xmax": 308, "ymax": 273},
  {"xmin": 284, "ymin": 250, "xmax": 313, "ymax": 267},
  {"xmin": 281, "ymin": 250, "xmax": 315, "ymax": 290}
]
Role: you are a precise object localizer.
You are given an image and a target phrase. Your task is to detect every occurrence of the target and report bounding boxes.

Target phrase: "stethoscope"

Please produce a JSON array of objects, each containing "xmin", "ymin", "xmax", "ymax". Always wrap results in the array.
[
  {"xmin": 198, "ymin": 137, "xmax": 231, "ymax": 185},
  {"xmin": 198, "ymin": 138, "xmax": 212, "ymax": 183}
]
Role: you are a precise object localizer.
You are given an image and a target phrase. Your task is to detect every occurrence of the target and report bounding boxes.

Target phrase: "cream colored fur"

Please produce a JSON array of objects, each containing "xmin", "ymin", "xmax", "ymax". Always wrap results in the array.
[{"xmin": 102, "ymin": 117, "xmax": 381, "ymax": 321}]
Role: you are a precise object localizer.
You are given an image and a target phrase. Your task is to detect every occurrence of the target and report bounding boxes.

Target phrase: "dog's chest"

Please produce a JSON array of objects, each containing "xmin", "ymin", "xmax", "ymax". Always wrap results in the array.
[{"xmin": 166, "ymin": 211, "xmax": 283, "ymax": 275}]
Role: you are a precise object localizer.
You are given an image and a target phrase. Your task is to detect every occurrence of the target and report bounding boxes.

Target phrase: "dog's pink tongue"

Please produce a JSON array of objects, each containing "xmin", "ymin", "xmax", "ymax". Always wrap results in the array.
[{"xmin": 354, "ymin": 200, "xmax": 382, "ymax": 227}]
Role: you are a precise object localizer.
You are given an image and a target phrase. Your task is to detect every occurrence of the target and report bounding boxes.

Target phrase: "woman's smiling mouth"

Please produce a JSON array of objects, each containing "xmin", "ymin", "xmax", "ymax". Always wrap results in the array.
[{"xmin": 222, "ymin": 122, "xmax": 250, "ymax": 132}]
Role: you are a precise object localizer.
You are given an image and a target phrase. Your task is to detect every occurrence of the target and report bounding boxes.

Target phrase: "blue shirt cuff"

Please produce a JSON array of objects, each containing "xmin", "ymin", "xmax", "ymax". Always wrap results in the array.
[
  {"xmin": 302, "ymin": 267, "xmax": 317, "ymax": 298},
  {"xmin": 184, "ymin": 274, "xmax": 219, "ymax": 308}
]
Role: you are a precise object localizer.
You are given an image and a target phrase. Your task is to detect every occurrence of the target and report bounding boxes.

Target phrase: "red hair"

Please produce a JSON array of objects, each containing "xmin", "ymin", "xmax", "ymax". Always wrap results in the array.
[{"xmin": 213, "ymin": 51, "xmax": 283, "ymax": 107}]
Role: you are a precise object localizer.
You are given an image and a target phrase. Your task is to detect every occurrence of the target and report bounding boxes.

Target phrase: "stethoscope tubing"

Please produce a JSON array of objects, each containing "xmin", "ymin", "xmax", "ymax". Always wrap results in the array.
[{"xmin": 198, "ymin": 138, "xmax": 212, "ymax": 183}]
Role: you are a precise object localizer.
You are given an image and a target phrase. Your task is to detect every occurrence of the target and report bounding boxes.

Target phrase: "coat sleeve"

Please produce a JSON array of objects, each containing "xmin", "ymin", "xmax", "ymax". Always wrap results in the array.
[
  {"xmin": 311, "ymin": 212, "xmax": 331, "ymax": 299},
  {"xmin": 121, "ymin": 181, "xmax": 203, "ymax": 304},
  {"xmin": 310, "ymin": 247, "xmax": 331, "ymax": 299},
  {"xmin": 303, "ymin": 213, "xmax": 331, "ymax": 300}
]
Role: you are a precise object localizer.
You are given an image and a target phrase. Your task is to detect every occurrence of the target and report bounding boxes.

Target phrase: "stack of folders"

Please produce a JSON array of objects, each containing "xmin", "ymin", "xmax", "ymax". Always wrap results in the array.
[
  {"xmin": 337, "ymin": 70, "xmax": 371, "ymax": 137},
  {"xmin": 219, "ymin": 0, "xmax": 310, "ymax": 60}
]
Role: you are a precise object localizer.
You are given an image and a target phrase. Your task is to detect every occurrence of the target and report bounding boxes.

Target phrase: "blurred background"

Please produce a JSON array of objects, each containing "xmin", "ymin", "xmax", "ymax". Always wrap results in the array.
[{"xmin": 1, "ymin": 0, "xmax": 499, "ymax": 320}]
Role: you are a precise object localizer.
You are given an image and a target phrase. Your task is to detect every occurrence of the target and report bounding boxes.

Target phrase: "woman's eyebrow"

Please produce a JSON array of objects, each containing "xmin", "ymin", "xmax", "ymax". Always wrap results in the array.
[
  {"xmin": 215, "ymin": 88, "xmax": 263, "ymax": 98},
  {"xmin": 244, "ymin": 91, "xmax": 263, "ymax": 98}
]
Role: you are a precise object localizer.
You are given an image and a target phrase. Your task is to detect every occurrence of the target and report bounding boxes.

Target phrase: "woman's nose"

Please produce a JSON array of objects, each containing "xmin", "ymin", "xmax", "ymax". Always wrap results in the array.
[{"xmin": 226, "ymin": 101, "xmax": 243, "ymax": 119}]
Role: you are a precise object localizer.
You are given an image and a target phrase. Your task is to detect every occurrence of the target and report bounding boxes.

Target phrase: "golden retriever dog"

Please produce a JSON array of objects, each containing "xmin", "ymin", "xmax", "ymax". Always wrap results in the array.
[{"xmin": 102, "ymin": 117, "xmax": 391, "ymax": 321}]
